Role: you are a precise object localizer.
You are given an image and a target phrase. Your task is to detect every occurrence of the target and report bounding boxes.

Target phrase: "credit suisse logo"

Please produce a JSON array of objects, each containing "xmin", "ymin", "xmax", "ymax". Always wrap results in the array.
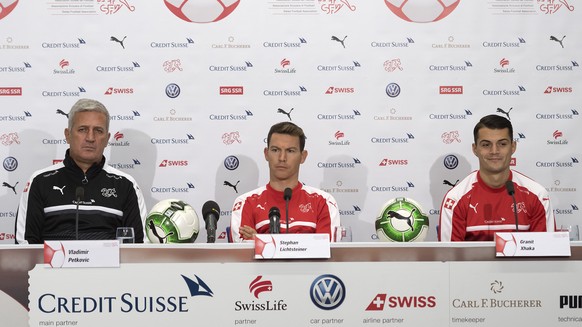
[
  {"xmin": 0, "ymin": 62, "xmax": 30, "ymax": 73},
  {"xmin": 263, "ymin": 86, "xmax": 307, "ymax": 96},
  {"xmin": 209, "ymin": 61, "xmax": 253, "ymax": 72},
  {"xmin": 429, "ymin": 61, "xmax": 472, "ymax": 71},
  {"xmin": 317, "ymin": 61, "xmax": 360, "ymax": 72},
  {"xmin": 263, "ymin": 37, "xmax": 307, "ymax": 48},
  {"xmin": 482, "ymin": 37, "xmax": 526, "ymax": 48},
  {"xmin": 150, "ymin": 38, "xmax": 195, "ymax": 48},
  {"xmin": 535, "ymin": 109, "xmax": 578, "ymax": 120}
]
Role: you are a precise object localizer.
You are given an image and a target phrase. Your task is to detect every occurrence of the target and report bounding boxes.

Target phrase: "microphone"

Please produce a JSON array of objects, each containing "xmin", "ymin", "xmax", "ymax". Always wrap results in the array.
[
  {"xmin": 269, "ymin": 207, "xmax": 281, "ymax": 234},
  {"xmin": 505, "ymin": 181, "xmax": 519, "ymax": 231},
  {"xmin": 283, "ymin": 188, "xmax": 292, "ymax": 233},
  {"xmin": 202, "ymin": 200, "xmax": 220, "ymax": 243},
  {"xmin": 75, "ymin": 186, "xmax": 84, "ymax": 240}
]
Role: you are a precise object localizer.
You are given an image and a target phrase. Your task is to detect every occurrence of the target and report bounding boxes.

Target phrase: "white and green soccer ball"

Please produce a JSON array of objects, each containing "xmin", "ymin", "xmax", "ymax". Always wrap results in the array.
[
  {"xmin": 146, "ymin": 199, "xmax": 200, "ymax": 243},
  {"xmin": 375, "ymin": 197, "xmax": 429, "ymax": 242}
]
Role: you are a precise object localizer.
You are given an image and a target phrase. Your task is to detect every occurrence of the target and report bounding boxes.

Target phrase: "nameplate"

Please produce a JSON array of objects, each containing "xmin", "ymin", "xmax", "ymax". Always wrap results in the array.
[
  {"xmin": 43, "ymin": 240, "xmax": 120, "ymax": 268},
  {"xmin": 495, "ymin": 232, "xmax": 571, "ymax": 257},
  {"xmin": 254, "ymin": 234, "xmax": 330, "ymax": 259}
]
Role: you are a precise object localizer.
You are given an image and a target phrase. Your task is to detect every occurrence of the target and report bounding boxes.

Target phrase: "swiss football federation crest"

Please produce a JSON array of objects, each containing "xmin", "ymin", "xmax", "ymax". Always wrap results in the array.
[{"xmin": 375, "ymin": 197, "xmax": 429, "ymax": 242}]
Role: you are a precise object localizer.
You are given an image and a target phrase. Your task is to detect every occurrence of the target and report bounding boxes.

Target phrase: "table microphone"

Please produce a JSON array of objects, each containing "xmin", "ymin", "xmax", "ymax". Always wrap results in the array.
[
  {"xmin": 202, "ymin": 200, "xmax": 220, "ymax": 243},
  {"xmin": 284, "ymin": 187, "xmax": 292, "ymax": 233},
  {"xmin": 75, "ymin": 186, "xmax": 84, "ymax": 240},
  {"xmin": 505, "ymin": 181, "xmax": 519, "ymax": 231},
  {"xmin": 269, "ymin": 207, "xmax": 280, "ymax": 234}
]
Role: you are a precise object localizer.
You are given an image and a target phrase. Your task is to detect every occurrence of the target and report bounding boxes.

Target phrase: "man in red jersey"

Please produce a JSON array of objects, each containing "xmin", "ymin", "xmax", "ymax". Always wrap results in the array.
[
  {"xmin": 439, "ymin": 114, "xmax": 555, "ymax": 241},
  {"xmin": 230, "ymin": 122, "xmax": 340, "ymax": 242}
]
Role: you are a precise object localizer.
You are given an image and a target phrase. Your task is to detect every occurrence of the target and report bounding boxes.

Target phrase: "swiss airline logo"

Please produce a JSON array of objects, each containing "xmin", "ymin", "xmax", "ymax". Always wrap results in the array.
[
  {"xmin": 220, "ymin": 86, "xmax": 244, "ymax": 95},
  {"xmin": 325, "ymin": 86, "xmax": 355, "ymax": 94},
  {"xmin": 159, "ymin": 160, "xmax": 188, "ymax": 167},
  {"xmin": 104, "ymin": 87, "xmax": 134, "ymax": 95},
  {"xmin": 379, "ymin": 158, "xmax": 408, "ymax": 166},
  {"xmin": 365, "ymin": 294, "xmax": 436, "ymax": 310},
  {"xmin": 544, "ymin": 86, "xmax": 573, "ymax": 94}
]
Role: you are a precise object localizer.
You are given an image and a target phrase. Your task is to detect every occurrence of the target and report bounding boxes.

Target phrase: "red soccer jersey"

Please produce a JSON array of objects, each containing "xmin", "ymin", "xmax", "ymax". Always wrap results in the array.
[
  {"xmin": 230, "ymin": 182, "xmax": 340, "ymax": 242},
  {"xmin": 439, "ymin": 170, "xmax": 555, "ymax": 241}
]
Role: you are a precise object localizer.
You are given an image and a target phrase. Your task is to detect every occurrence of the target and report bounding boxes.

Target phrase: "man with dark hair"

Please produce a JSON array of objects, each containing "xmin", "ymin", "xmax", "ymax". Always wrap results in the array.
[
  {"xmin": 230, "ymin": 122, "xmax": 340, "ymax": 242},
  {"xmin": 15, "ymin": 98, "xmax": 147, "ymax": 243},
  {"xmin": 439, "ymin": 114, "xmax": 555, "ymax": 241}
]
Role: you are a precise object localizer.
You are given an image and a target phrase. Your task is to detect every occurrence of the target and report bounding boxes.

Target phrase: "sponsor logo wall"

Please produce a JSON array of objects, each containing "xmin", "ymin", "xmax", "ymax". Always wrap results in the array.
[{"xmin": 0, "ymin": 0, "xmax": 580, "ymax": 242}]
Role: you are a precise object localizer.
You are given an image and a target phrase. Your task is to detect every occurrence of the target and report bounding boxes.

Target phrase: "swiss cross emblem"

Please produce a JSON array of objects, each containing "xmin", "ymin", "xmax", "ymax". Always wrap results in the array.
[
  {"xmin": 233, "ymin": 201, "xmax": 242, "ymax": 211},
  {"xmin": 444, "ymin": 198, "xmax": 456, "ymax": 210}
]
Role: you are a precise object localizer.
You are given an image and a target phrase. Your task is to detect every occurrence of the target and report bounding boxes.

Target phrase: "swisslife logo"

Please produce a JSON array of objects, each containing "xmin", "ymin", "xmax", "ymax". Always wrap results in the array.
[
  {"xmin": 159, "ymin": 160, "xmax": 188, "ymax": 167},
  {"xmin": 234, "ymin": 276, "xmax": 288, "ymax": 312},
  {"xmin": 365, "ymin": 294, "xmax": 436, "ymax": 311}
]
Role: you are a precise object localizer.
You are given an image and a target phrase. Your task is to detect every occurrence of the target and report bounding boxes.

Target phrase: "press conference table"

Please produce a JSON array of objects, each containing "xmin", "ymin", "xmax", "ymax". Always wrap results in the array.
[{"xmin": 2, "ymin": 242, "xmax": 581, "ymax": 309}]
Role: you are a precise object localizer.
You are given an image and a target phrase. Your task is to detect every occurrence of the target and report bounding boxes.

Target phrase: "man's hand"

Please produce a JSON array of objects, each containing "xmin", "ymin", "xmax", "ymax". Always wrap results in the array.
[{"xmin": 239, "ymin": 225, "xmax": 257, "ymax": 240}]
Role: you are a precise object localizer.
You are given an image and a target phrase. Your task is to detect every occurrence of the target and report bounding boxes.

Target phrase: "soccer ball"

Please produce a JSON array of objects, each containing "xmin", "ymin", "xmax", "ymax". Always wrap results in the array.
[
  {"xmin": 164, "ymin": 0, "xmax": 240, "ymax": 23},
  {"xmin": 495, "ymin": 233, "xmax": 517, "ymax": 256},
  {"xmin": 44, "ymin": 241, "xmax": 65, "ymax": 268},
  {"xmin": 375, "ymin": 197, "xmax": 429, "ymax": 242},
  {"xmin": 385, "ymin": 0, "xmax": 461, "ymax": 23},
  {"xmin": 254, "ymin": 235, "xmax": 277, "ymax": 259},
  {"xmin": 0, "ymin": 0, "xmax": 18, "ymax": 20},
  {"xmin": 146, "ymin": 199, "xmax": 200, "ymax": 243}
]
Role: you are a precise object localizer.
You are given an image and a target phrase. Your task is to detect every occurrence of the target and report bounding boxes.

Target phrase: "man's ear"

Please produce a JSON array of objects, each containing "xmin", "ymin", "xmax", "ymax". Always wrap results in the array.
[{"xmin": 64, "ymin": 128, "xmax": 70, "ymax": 144}]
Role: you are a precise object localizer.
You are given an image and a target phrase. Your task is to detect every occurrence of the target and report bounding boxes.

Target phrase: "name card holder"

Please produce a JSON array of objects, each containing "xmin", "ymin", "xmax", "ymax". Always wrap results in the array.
[
  {"xmin": 495, "ymin": 232, "xmax": 571, "ymax": 257},
  {"xmin": 44, "ymin": 240, "xmax": 120, "ymax": 268},
  {"xmin": 254, "ymin": 234, "xmax": 330, "ymax": 259}
]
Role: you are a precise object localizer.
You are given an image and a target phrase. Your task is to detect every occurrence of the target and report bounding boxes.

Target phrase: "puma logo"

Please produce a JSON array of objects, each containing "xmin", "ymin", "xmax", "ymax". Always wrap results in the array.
[
  {"xmin": 550, "ymin": 35, "xmax": 565, "ymax": 48},
  {"xmin": 223, "ymin": 180, "xmax": 240, "ymax": 193},
  {"xmin": 496, "ymin": 107, "xmax": 513, "ymax": 120},
  {"xmin": 469, "ymin": 203, "xmax": 479, "ymax": 214},
  {"xmin": 56, "ymin": 109, "xmax": 69, "ymax": 118},
  {"xmin": 443, "ymin": 179, "xmax": 459, "ymax": 187},
  {"xmin": 386, "ymin": 208, "xmax": 416, "ymax": 231},
  {"xmin": 147, "ymin": 220, "xmax": 174, "ymax": 243},
  {"xmin": 331, "ymin": 35, "xmax": 347, "ymax": 48},
  {"xmin": 277, "ymin": 108, "xmax": 293, "ymax": 121},
  {"xmin": 2, "ymin": 182, "xmax": 18, "ymax": 195},
  {"xmin": 53, "ymin": 185, "xmax": 66, "ymax": 195},
  {"xmin": 110, "ymin": 36, "xmax": 127, "ymax": 49}
]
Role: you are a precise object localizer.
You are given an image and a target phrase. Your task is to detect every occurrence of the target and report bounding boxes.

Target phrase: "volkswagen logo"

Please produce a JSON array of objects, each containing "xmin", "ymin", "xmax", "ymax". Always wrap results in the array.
[
  {"xmin": 166, "ymin": 83, "xmax": 181, "ymax": 98},
  {"xmin": 385, "ymin": 83, "xmax": 401, "ymax": 98},
  {"xmin": 3, "ymin": 157, "xmax": 18, "ymax": 172},
  {"xmin": 443, "ymin": 154, "xmax": 459, "ymax": 169},
  {"xmin": 310, "ymin": 274, "xmax": 346, "ymax": 310},
  {"xmin": 224, "ymin": 155, "xmax": 239, "ymax": 170}
]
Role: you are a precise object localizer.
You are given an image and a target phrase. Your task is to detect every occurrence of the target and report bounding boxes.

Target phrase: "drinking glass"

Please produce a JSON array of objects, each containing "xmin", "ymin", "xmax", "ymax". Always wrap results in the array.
[
  {"xmin": 116, "ymin": 227, "xmax": 135, "ymax": 244},
  {"xmin": 560, "ymin": 225, "xmax": 580, "ymax": 241},
  {"xmin": 334, "ymin": 226, "xmax": 352, "ymax": 242}
]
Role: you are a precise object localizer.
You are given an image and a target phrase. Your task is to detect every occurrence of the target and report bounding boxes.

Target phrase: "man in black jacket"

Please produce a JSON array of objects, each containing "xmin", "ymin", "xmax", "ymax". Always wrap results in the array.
[{"xmin": 15, "ymin": 99, "xmax": 147, "ymax": 243}]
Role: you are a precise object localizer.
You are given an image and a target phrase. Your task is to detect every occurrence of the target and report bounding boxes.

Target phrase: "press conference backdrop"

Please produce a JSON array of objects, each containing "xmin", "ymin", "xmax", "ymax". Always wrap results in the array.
[{"xmin": 0, "ymin": 0, "xmax": 580, "ymax": 243}]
